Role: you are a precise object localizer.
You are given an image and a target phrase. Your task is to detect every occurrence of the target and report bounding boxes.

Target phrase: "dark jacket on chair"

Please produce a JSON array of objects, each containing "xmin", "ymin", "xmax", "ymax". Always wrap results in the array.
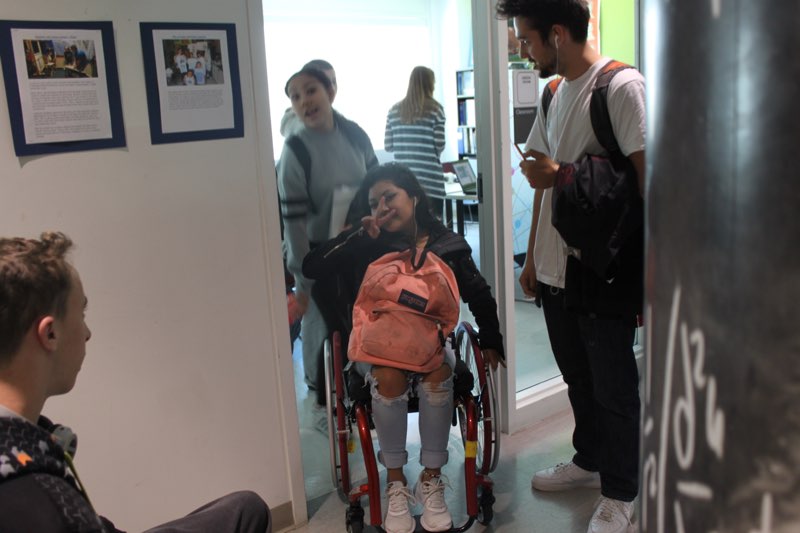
[{"xmin": 552, "ymin": 154, "xmax": 644, "ymax": 318}]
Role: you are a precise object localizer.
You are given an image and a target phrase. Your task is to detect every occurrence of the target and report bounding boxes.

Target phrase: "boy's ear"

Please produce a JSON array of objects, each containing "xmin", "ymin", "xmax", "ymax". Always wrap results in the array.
[{"xmin": 36, "ymin": 316, "xmax": 58, "ymax": 351}]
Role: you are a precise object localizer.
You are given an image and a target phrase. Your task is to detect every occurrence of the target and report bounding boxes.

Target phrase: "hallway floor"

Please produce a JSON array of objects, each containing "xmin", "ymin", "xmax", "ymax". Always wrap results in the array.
[
  {"xmin": 284, "ymin": 219, "xmax": 624, "ymax": 532},
  {"xmin": 288, "ymin": 394, "xmax": 605, "ymax": 532},
  {"xmin": 289, "ymin": 334, "xmax": 612, "ymax": 532}
]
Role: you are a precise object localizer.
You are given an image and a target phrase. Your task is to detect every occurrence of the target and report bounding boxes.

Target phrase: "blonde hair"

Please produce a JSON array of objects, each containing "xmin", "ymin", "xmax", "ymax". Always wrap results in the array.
[{"xmin": 398, "ymin": 66, "xmax": 439, "ymax": 123}]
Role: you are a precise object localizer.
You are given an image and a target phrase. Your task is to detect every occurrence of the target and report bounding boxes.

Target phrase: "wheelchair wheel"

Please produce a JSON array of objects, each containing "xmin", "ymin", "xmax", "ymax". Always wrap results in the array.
[
  {"xmin": 324, "ymin": 333, "xmax": 351, "ymax": 494},
  {"xmin": 345, "ymin": 502, "xmax": 365, "ymax": 533},
  {"xmin": 478, "ymin": 486, "xmax": 496, "ymax": 525},
  {"xmin": 456, "ymin": 322, "xmax": 500, "ymax": 474}
]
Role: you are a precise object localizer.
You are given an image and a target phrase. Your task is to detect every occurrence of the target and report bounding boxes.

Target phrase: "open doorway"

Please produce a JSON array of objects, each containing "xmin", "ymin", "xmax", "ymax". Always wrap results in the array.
[{"xmin": 262, "ymin": 0, "xmax": 477, "ymax": 506}]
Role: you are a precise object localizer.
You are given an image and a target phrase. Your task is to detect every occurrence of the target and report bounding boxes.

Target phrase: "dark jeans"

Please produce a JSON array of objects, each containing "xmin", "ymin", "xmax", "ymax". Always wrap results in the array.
[
  {"xmin": 540, "ymin": 283, "xmax": 640, "ymax": 502},
  {"xmin": 144, "ymin": 491, "xmax": 271, "ymax": 533}
]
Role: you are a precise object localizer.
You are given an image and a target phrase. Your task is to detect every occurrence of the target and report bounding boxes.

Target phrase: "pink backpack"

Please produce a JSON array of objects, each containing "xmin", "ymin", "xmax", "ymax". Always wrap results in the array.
[{"xmin": 348, "ymin": 248, "xmax": 460, "ymax": 373}]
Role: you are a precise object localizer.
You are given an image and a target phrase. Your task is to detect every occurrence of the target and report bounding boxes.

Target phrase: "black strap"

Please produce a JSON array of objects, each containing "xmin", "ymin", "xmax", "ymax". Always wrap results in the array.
[
  {"xmin": 409, "ymin": 246, "xmax": 428, "ymax": 270},
  {"xmin": 540, "ymin": 77, "xmax": 563, "ymax": 121},
  {"xmin": 540, "ymin": 61, "xmax": 635, "ymax": 162},
  {"xmin": 590, "ymin": 60, "xmax": 634, "ymax": 160},
  {"xmin": 284, "ymin": 135, "xmax": 315, "ymax": 214}
]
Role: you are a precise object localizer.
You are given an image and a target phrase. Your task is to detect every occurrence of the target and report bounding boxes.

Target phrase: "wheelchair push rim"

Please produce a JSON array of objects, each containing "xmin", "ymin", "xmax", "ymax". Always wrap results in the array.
[{"xmin": 455, "ymin": 321, "xmax": 500, "ymax": 474}]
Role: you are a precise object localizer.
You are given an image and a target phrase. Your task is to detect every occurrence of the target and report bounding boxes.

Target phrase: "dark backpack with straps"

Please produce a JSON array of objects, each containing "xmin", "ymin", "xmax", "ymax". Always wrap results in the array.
[{"xmin": 540, "ymin": 59, "xmax": 634, "ymax": 158}]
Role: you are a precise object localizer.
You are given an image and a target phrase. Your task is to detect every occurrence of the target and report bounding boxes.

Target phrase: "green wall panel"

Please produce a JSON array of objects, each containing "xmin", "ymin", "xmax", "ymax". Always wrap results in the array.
[{"xmin": 600, "ymin": 0, "xmax": 637, "ymax": 66}]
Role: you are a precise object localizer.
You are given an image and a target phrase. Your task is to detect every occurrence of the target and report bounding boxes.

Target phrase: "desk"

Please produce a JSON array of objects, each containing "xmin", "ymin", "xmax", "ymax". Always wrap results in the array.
[{"xmin": 444, "ymin": 189, "xmax": 478, "ymax": 236}]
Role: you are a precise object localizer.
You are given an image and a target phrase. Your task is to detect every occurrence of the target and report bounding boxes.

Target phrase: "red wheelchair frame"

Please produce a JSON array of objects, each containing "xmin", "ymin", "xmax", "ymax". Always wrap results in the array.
[{"xmin": 322, "ymin": 321, "xmax": 499, "ymax": 532}]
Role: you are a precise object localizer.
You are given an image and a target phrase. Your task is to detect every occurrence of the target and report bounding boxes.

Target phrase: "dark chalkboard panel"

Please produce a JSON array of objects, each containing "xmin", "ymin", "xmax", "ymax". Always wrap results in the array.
[{"xmin": 642, "ymin": 1, "xmax": 800, "ymax": 531}]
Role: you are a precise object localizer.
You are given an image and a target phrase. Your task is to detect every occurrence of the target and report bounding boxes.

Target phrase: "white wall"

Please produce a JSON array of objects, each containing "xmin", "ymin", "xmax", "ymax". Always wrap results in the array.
[
  {"xmin": 0, "ymin": 0, "xmax": 303, "ymax": 530},
  {"xmin": 262, "ymin": 0, "xmax": 471, "ymax": 164}
]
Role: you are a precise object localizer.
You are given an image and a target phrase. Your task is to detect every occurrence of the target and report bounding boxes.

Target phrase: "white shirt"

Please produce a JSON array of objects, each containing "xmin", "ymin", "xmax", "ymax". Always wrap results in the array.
[{"xmin": 525, "ymin": 58, "xmax": 645, "ymax": 288}]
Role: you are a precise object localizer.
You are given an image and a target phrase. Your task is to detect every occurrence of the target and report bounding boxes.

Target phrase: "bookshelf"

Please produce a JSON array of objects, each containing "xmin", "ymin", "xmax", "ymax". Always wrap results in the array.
[{"xmin": 456, "ymin": 68, "xmax": 476, "ymax": 158}]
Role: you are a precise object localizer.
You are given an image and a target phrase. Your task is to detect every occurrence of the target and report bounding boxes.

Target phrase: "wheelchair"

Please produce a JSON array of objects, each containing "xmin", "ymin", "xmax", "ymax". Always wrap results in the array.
[{"xmin": 321, "ymin": 321, "xmax": 500, "ymax": 532}]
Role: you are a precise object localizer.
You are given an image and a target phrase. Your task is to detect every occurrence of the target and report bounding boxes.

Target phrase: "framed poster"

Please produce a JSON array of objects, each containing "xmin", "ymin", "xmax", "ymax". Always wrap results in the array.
[
  {"xmin": 0, "ymin": 20, "xmax": 125, "ymax": 156},
  {"xmin": 140, "ymin": 22, "xmax": 243, "ymax": 144}
]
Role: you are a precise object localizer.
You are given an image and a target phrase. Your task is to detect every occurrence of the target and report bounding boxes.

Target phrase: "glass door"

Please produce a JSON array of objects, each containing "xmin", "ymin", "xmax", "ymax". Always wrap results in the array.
[
  {"xmin": 469, "ymin": 0, "xmax": 568, "ymax": 435},
  {"xmin": 470, "ymin": 0, "xmax": 644, "ymax": 434}
]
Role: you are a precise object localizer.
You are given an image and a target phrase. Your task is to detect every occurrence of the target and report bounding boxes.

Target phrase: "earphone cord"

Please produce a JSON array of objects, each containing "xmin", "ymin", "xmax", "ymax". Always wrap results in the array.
[
  {"xmin": 553, "ymin": 38, "xmax": 565, "ymax": 280},
  {"xmin": 554, "ymin": 39, "xmax": 562, "ymax": 160},
  {"xmin": 64, "ymin": 451, "xmax": 96, "ymax": 511},
  {"xmin": 413, "ymin": 198, "xmax": 418, "ymax": 246}
]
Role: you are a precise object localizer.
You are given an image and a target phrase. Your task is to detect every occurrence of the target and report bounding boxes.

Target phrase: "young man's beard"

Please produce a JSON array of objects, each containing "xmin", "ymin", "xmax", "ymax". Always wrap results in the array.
[
  {"xmin": 538, "ymin": 63, "xmax": 556, "ymax": 78},
  {"xmin": 535, "ymin": 48, "xmax": 558, "ymax": 78}
]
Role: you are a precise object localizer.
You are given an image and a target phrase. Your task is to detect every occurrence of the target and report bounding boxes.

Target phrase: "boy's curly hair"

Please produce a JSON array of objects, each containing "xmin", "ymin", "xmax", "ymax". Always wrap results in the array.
[{"xmin": 0, "ymin": 232, "xmax": 74, "ymax": 363}]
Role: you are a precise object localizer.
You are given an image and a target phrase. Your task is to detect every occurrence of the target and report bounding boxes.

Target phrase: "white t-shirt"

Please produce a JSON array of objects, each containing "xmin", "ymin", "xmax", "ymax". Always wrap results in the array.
[{"xmin": 525, "ymin": 58, "xmax": 645, "ymax": 288}]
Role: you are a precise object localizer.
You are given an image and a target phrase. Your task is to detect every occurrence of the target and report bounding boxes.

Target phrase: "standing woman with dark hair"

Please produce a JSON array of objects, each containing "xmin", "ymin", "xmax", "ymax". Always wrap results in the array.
[
  {"xmin": 384, "ymin": 66, "xmax": 447, "ymax": 213},
  {"xmin": 278, "ymin": 66, "xmax": 378, "ymax": 408}
]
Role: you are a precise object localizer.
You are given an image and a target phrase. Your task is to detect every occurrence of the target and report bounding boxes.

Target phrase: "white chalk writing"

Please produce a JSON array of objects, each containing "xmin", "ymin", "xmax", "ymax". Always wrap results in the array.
[{"xmin": 642, "ymin": 285, "xmax": 772, "ymax": 532}]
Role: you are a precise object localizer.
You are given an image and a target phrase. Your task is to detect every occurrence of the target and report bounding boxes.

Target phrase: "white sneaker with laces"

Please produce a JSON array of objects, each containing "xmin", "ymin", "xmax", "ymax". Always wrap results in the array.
[
  {"xmin": 414, "ymin": 473, "xmax": 452, "ymax": 532},
  {"xmin": 588, "ymin": 496, "xmax": 635, "ymax": 533},
  {"xmin": 384, "ymin": 481, "xmax": 415, "ymax": 533},
  {"xmin": 531, "ymin": 461, "xmax": 601, "ymax": 491}
]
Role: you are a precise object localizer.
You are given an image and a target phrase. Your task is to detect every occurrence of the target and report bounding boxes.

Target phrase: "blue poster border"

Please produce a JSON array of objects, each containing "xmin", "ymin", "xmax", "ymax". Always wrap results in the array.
[
  {"xmin": 0, "ymin": 20, "xmax": 126, "ymax": 156},
  {"xmin": 139, "ymin": 22, "xmax": 243, "ymax": 145}
]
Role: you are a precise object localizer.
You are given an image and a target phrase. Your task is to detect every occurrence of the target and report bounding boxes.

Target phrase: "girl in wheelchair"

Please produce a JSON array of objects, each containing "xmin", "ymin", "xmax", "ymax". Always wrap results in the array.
[{"xmin": 303, "ymin": 163, "xmax": 504, "ymax": 533}]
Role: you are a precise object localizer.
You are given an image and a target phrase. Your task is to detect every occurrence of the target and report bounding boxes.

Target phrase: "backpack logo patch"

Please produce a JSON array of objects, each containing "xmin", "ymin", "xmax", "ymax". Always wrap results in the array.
[{"xmin": 398, "ymin": 289, "xmax": 428, "ymax": 313}]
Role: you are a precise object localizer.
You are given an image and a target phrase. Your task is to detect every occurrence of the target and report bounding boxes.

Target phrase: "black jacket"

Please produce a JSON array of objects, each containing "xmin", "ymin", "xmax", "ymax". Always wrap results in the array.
[
  {"xmin": 0, "ymin": 415, "xmax": 123, "ymax": 533},
  {"xmin": 552, "ymin": 154, "xmax": 644, "ymax": 318},
  {"xmin": 303, "ymin": 225, "xmax": 505, "ymax": 360}
]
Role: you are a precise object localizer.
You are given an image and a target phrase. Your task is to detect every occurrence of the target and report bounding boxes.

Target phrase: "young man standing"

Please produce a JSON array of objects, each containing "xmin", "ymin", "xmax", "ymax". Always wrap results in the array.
[
  {"xmin": 496, "ymin": 1, "xmax": 646, "ymax": 533},
  {"xmin": 0, "ymin": 232, "xmax": 271, "ymax": 533}
]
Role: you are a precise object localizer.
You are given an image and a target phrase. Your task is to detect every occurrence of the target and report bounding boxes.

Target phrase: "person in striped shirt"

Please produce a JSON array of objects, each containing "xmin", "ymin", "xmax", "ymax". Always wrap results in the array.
[{"xmin": 384, "ymin": 66, "xmax": 447, "ymax": 215}]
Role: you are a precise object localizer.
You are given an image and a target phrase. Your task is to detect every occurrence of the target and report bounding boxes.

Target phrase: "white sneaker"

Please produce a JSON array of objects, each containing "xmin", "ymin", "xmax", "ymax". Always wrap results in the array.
[
  {"xmin": 531, "ymin": 461, "xmax": 601, "ymax": 491},
  {"xmin": 414, "ymin": 473, "xmax": 452, "ymax": 532},
  {"xmin": 384, "ymin": 481, "xmax": 415, "ymax": 533},
  {"xmin": 588, "ymin": 496, "xmax": 635, "ymax": 533}
]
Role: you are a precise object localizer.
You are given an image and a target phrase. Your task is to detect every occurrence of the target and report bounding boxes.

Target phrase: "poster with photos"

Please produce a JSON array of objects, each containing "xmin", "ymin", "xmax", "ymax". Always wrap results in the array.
[
  {"xmin": 140, "ymin": 22, "xmax": 243, "ymax": 144},
  {"xmin": 0, "ymin": 20, "xmax": 125, "ymax": 156}
]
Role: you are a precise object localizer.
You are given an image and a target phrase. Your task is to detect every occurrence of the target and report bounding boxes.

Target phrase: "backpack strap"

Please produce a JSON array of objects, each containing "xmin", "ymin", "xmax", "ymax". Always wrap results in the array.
[
  {"xmin": 425, "ymin": 230, "xmax": 470, "ymax": 258},
  {"xmin": 284, "ymin": 135, "xmax": 316, "ymax": 214},
  {"xmin": 409, "ymin": 246, "xmax": 428, "ymax": 270},
  {"xmin": 590, "ymin": 60, "xmax": 635, "ymax": 158},
  {"xmin": 336, "ymin": 112, "xmax": 379, "ymax": 171},
  {"xmin": 539, "ymin": 77, "xmax": 564, "ymax": 121}
]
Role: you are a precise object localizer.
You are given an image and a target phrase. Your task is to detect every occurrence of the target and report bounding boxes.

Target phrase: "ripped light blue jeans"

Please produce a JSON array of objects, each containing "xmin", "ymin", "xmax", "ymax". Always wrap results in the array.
[{"xmin": 354, "ymin": 346, "xmax": 456, "ymax": 470}]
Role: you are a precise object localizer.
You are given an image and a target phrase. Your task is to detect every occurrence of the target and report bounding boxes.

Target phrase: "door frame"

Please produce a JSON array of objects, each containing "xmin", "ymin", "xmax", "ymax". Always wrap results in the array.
[{"xmin": 470, "ymin": 0, "xmax": 570, "ymax": 435}]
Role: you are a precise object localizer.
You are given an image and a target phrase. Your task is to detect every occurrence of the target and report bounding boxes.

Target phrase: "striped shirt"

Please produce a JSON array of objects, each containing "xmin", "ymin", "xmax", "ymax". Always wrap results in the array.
[{"xmin": 384, "ymin": 102, "xmax": 446, "ymax": 198}]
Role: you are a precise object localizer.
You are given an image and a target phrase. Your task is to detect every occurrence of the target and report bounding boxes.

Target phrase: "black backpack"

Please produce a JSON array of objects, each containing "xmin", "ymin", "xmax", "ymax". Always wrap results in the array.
[
  {"xmin": 540, "ymin": 59, "xmax": 634, "ymax": 161},
  {"xmin": 542, "ymin": 60, "xmax": 644, "ymax": 318}
]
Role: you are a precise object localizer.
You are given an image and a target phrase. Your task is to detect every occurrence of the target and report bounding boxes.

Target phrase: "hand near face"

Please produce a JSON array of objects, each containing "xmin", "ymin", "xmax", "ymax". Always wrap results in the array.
[
  {"xmin": 361, "ymin": 196, "xmax": 396, "ymax": 239},
  {"xmin": 519, "ymin": 149, "xmax": 559, "ymax": 189}
]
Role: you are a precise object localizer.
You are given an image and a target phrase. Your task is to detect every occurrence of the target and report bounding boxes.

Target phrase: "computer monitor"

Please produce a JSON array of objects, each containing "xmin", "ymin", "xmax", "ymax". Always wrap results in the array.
[{"xmin": 450, "ymin": 159, "xmax": 478, "ymax": 194}]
